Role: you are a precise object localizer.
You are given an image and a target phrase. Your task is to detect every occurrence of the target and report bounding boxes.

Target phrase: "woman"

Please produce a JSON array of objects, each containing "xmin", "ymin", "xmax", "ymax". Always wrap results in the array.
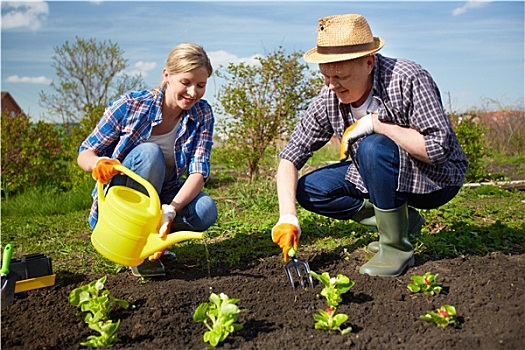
[{"xmin": 78, "ymin": 43, "xmax": 217, "ymax": 277}]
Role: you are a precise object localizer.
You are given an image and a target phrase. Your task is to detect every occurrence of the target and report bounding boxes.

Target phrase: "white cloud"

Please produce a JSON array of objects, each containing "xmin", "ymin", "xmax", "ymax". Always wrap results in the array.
[
  {"xmin": 208, "ymin": 50, "xmax": 261, "ymax": 69},
  {"xmin": 125, "ymin": 61, "xmax": 157, "ymax": 77},
  {"xmin": 5, "ymin": 75, "xmax": 52, "ymax": 84},
  {"xmin": 452, "ymin": 1, "xmax": 491, "ymax": 16},
  {"xmin": 1, "ymin": 1, "xmax": 49, "ymax": 31},
  {"xmin": 135, "ymin": 61, "xmax": 156, "ymax": 73}
]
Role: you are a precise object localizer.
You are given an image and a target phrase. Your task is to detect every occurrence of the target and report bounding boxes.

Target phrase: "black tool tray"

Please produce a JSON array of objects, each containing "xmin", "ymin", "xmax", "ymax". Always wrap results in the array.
[{"xmin": 9, "ymin": 253, "xmax": 56, "ymax": 293}]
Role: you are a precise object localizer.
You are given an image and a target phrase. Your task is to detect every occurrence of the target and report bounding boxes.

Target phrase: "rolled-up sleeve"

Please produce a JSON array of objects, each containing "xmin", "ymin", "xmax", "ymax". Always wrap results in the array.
[
  {"xmin": 187, "ymin": 102, "xmax": 214, "ymax": 180},
  {"xmin": 410, "ymin": 72, "xmax": 455, "ymax": 166},
  {"xmin": 279, "ymin": 95, "xmax": 334, "ymax": 170}
]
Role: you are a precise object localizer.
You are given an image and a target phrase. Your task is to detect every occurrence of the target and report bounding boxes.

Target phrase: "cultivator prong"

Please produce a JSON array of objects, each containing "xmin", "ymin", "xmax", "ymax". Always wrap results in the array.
[{"xmin": 285, "ymin": 257, "xmax": 314, "ymax": 290}]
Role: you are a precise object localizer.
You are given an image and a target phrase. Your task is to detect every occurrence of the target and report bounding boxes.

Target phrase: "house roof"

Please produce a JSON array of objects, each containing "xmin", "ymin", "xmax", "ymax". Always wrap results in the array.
[{"xmin": 1, "ymin": 91, "xmax": 25, "ymax": 116}]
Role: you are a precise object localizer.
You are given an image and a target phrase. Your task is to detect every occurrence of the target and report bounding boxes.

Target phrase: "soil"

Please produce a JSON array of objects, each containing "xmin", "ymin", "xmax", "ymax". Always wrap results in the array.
[{"xmin": 2, "ymin": 249, "xmax": 524, "ymax": 350}]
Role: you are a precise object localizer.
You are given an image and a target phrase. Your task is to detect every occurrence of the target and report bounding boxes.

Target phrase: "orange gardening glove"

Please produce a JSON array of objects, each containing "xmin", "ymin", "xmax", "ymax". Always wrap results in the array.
[
  {"xmin": 92, "ymin": 157, "xmax": 121, "ymax": 184},
  {"xmin": 340, "ymin": 114, "xmax": 374, "ymax": 161},
  {"xmin": 271, "ymin": 214, "xmax": 301, "ymax": 263},
  {"xmin": 149, "ymin": 204, "xmax": 176, "ymax": 262}
]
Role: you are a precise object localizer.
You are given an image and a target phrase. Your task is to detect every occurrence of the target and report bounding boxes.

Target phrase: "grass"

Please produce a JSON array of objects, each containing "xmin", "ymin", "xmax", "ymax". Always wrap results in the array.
[
  {"xmin": 1, "ymin": 147, "xmax": 524, "ymax": 285},
  {"xmin": 486, "ymin": 153, "xmax": 525, "ymax": 180},
  {"xmin": 1, "ymin": 179, "xmax": 94, "ymax": 217}
]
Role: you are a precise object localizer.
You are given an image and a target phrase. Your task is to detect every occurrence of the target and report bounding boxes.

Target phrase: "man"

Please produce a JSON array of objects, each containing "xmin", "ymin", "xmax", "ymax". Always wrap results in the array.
[{"xmin": 271, "ymin": 14, "xmax": 467, "ymax": 276}]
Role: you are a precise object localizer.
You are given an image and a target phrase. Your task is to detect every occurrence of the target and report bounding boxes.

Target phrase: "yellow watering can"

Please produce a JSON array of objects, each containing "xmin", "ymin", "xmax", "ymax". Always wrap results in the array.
[{"xmin": 91, "ymin": 164, "xmax": 204, "ymax": 267}]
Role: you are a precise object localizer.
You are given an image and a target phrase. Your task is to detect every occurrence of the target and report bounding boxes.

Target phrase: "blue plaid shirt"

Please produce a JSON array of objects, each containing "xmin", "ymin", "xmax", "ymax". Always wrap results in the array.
[
  {"xmin": 79, "ymin": 88, "xmax": 214, "ymax": 227},
  {"xmin": 280, "ymin": 54, "xmax": 468, "ymax": 194}
]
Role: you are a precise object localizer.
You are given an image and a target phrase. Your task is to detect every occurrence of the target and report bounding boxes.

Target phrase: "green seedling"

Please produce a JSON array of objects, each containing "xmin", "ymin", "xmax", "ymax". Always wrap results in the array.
[
  {"xmin": 69, "ymin": 276, "xmax": 131, "ymax": 348},
  {"xmin": 313, "ymin": 307, "xmax": 352, "ymax": 335},
  {"xmin": 310, "ymin": 271, "xmax": 355, "ymax": 335},
  {"xmin": 310, "ymin": 271, "xmax": 355, "ymax": 309},
  {"xmin": 193, "ymin": 292, "xmax": 246, "ymax": 347},
  {"xmin": 420, "ymin": 304, "xmax": 458, "ymax": 328},
  {"xmin": 407, "ymin": 272, "xmax": 442, "ymax": 296},
  {"xmin": 81, "ymin": 320, "xmax": 122, "ymax": 348}
]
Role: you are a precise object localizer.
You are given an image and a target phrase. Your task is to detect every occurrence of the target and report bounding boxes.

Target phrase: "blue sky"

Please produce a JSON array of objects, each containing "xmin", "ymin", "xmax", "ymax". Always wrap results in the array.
[{"xmin": 1, "ymin": 0, "xmax": 524, "ymax": 121}]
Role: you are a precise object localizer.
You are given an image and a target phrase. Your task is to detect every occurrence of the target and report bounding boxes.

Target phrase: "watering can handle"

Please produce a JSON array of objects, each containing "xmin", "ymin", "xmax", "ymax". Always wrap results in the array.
[{"xmin": 97, "ymin": 164, "xmax": 160, "ymax": 216}]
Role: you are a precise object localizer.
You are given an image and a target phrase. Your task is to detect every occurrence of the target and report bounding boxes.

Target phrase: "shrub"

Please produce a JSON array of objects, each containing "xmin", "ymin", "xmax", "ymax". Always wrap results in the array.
[
  {"xmin": 452, "ymin": 114, "xmax": 489, "ymax": 182},
  {"xmin": 1, "ymin": 112, "xmax": 70, "ymax": 195},
  {"xmin": 481, "ymin": 110, "xmax": 525, "ymax": 156},
  {"xmin": 61, "ymin": 104, "xmax": 106, "ymax": 190},
  {"xmin": 214, "ymin": 47, "xmax": 322, "ymax": 180}
]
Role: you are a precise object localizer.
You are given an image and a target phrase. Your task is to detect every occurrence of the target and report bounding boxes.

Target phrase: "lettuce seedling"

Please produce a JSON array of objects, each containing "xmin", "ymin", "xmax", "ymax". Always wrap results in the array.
[
  {"xmin": 193, "ymin": 292, "xmax": 246, "ymax": 347},
  {"xmin": 310, "ymin": 271, "xmax": 355, "ymax": 335},
  {"xmin": 407, "ymin": 272, "xmax": 442, "ymax": 296},
  {"xmin": 310, "ymin": 271, "xmax": 355, "ymax": 309},
  {"xmin": 313, "ymin": 307, "xmax": 352, "ymax": 335},
  {"xmin": 69, "ymin": 276, "xmax": 130, "ymax": 323},
  {"xmin": 420, "ymin": 304, "xmax": 457, "ymax": 328},
  {"xmin": 69, "ymin": 276, "xmax": 130, "ymax": 348}
]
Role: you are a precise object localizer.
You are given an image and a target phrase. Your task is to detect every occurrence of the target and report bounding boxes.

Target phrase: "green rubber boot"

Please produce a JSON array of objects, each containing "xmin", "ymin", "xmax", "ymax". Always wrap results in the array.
[
  {"xmin": 359, "ymin": 203, "xmax": 414, "ymax": 277},
  {"xmin": 351, "ymin": 200, "xmax": 424, "ymax": 254},
  {"xmin": 367, "ymin": 208, "xmax": 425, "ymax": 253},
  {"xmin": 351, "ymin": 199, "xmax": 376, "ymax": 227}
]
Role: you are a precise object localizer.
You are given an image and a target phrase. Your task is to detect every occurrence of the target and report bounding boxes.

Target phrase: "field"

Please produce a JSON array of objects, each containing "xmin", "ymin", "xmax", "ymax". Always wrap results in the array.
[{"xmin": 1, "ymin": 155, "xmax": 524, "ymax": 350}]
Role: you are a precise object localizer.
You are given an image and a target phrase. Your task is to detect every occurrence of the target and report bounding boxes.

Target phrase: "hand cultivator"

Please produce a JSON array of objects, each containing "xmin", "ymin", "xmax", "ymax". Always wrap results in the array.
[{"xmin": 284, "ymin": 248, "xmax": 314, "ymax": 290}]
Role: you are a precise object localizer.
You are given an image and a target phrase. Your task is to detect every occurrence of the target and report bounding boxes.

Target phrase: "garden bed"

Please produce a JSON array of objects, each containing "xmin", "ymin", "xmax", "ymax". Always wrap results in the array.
[{"xmin": 2, "ymin": 249, "xmax": 524, "ymax": 349}]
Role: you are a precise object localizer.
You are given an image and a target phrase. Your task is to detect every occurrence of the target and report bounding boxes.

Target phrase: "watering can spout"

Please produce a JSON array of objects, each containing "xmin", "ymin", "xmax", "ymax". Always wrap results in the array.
[{"xmin": 141, "ymin": 231, "xmax": 205, "ymax": 259}]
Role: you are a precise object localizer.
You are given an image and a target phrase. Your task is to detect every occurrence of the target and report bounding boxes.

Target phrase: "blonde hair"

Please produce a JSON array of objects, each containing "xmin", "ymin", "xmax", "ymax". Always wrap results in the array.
[{"xmin": 155, "ymin": 43, "xmax": 213, "ymax": 90}]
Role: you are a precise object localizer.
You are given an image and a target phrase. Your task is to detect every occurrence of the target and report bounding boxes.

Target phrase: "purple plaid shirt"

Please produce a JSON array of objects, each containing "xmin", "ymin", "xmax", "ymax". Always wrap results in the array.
[
  {"xmin": 280, "ymin": 54, "xmax": 468, "ymax": 194},
  {"xmin": 79, "ymin": 88, "xmax": 214, "ymax": 227}
]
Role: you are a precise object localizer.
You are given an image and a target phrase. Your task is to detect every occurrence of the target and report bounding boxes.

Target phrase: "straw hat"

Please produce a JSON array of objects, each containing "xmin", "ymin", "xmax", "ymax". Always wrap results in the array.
[{"xmin": 304, "ymin": 14, "xmax": 385, "ymax": 64}]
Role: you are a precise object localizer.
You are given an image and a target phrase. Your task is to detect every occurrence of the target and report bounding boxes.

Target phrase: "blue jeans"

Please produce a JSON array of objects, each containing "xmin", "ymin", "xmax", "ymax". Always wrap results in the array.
[
  {"xmin": 296, "ymin": 134, "xmax": 460, "ymax": 220},
  {"xmin": 111, "ymin": 143, "xmax": 217, "ymax": 232}
]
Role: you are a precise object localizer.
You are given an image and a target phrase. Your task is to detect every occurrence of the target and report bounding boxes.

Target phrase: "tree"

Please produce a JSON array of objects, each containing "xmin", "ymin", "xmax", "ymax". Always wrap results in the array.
[
  {"xmin": 40, "ymin": 37, "xmax": 146, "ymax": 123},
  {"xmin": 214, "ymin": 47, "xmax": 323, "ymax": 180}
]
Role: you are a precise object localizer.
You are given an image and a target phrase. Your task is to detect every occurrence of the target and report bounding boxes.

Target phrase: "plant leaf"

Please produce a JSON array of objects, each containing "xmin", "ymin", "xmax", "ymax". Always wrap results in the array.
[
  {"xmin": 333, "ymin": 313, "xmax": 349, "ymax": 327},
  {"xmin": 341, "ymin": 326, "xmax": 353, "ymax": 335},
  {"xmin": 193, "ymin": 303, "xmax": 209, "ymax": 323}
]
